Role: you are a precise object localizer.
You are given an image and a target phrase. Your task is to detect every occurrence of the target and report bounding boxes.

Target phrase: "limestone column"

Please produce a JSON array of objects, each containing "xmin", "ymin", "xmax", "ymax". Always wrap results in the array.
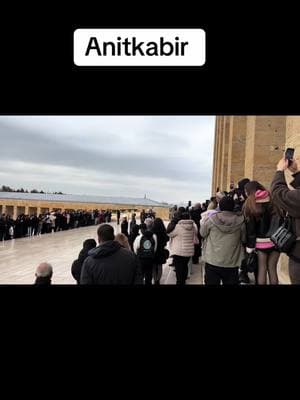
[
  {"xmin": 2, "ymin": 205, "xmax": 6, "ymax": 215},
  {"xmin": 25, "ymin": 206, "xmax": 29, "ymax": 215},
  {"xmin": 284, "ymin": 116, "xmax": 300, "ymax": 185},
  {"xmin": 226, "ymin": 116, "xmax": 247, "ymax": 189},
  {"xmin": 13, "ymin": 206, "xmax": 17, "ymax": 220},
  {"xmin": 220, "ymin": 116, "xmax": 231, "ymax": 191},
  {"xmin": 216, "ymin": 116, "xmax": 224, "ymax": 192},
  {"xmin": 211, "ymin": 117, "xmax": 218, "ymax": 194},
  {"xmin": 244, "ymin": 116, "xmax": 286, "ymax": 189}
]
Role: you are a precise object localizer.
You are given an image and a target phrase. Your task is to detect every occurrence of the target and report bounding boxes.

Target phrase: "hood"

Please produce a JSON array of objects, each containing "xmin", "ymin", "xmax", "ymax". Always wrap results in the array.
[
  {"xmin": 142, "ymin": 229, "xmax": 154, "ymax": 238},
  {"xmin": 178, "ymin": 219, "xmax": 194, "ymax": 231},
  {"xmin": 88, "ymin": 240, "xmax": 121, "ymax": 259},
  {"xmin": 210, "ymin": 211, "xmax": 244, "ymax": 233}
]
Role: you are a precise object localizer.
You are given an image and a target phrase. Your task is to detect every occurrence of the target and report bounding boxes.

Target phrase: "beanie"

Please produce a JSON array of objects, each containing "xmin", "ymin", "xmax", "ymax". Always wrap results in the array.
[
  {"xmin": 255, "ymin": 190, "xmax": 270, "ymax": 203},
  {"xmin": 219, "ymin": 196, "xmax": 235, "ymax": 212}
]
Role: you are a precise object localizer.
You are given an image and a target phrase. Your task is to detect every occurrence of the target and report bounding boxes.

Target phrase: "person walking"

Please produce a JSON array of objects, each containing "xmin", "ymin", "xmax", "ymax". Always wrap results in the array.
[
  {"xmin": 152, "ymin": 218, "xmax": 169, "ymax": 285},
  {"xmin": 134, "ymin": 223, "xmax": 157, "ymax": 285},
  {"xmin": 121, "ymin": 216, "xmax": 129, "ymax": 237},
  {"xmin": 168, "ymin": 212, "xmax": 198, "ymax": 285},
  {"xmin": 116, "ymin": 210, "xmax": 121, "ymax": 225}
]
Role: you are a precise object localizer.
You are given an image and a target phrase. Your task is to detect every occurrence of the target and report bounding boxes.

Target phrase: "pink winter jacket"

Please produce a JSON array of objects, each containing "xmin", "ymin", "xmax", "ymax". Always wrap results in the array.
[{"xmin": 168, "ymin": 220, "xmax": 198, "ymax": 257}]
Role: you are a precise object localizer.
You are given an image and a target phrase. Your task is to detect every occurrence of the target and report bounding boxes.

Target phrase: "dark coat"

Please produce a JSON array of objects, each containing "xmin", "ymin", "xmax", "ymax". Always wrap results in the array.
[
  {"xmin": 245, "ymin": 202, "xmax": 282, "ymax": 248},
  {"xmin": 271, "ymin": 171, "xmax": 300, "ymax": 262},
  {"xmin": 71, "ymin": 239, "xmax": 97, "ymax": 283},
  {"xmin": 34, "ymin": 276, "xmax": 52, "ymax": 286},
  {"xmin": 80, "ymin": 240, "xmax": 143, "ymax": 284},
  {"xmin": 121, "ymin": 220, "xmax": 129, "ymax": 236},
  {"xmin": 153, "ymin": 231, "xmax": 169, "ymax": 264}
]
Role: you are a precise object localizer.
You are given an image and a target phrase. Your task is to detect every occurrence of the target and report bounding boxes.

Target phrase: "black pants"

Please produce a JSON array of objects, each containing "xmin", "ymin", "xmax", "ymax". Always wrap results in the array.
[
  {"xmin": 0, "ymin": 229, "xmax": 5, "ymax": 241},
  {"xmin": 173, "ymin": 255, "xmax": 190, "ymax": 285},
  {"xmin": 205, "ymin": 263, "xmax": 239, "ymax": 285},
  {"xmin": 140, "ymin": 260, "xmax": 154, "ymax": 286},
  {"xmin": 192, "ymin": 243, "xmax": 201, "ymax": 264}
]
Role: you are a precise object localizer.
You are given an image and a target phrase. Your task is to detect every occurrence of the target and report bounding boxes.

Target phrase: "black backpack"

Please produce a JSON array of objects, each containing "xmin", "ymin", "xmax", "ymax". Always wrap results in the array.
[{"xmin": 137, "ymin": 234, "xmax": 155, "ymax": 260}]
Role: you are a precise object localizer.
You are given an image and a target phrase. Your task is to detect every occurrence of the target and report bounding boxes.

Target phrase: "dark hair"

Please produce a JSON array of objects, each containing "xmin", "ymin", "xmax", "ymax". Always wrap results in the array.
[
  {"xmin": 219, "ymin": 196, "xmax": 235, "ymax": 212},
  {"xmin": 238, "ymin": 178, "xmax": 250, "ymax": 191},
  {"xmin": 83, "ymin": 239, "xmax": 97, "ymax": 250},
  {"xmin": 140, "ymin": 223, "xmax": 147, "ymax": 234},
  {"xmin": 152, "ymin": 218, "xmax": 167, "ymax": 236},
  {"xmin": 131, "ymin": 224, "xmax": 140, "ymax": 235},
  {"xmin": 180, "ymin": 212, "xmax": 190, "ymax": 220},
  {"xmin": 97, "ymin": 224, "xmax": 114, "ymax": 241},
  {"xmin": 178, "ymin": 206, "xmax": 186, "ymax": 213},
  {"xmin": 244, "ymin": 180, "xmax": 265, "ymax": 196}
]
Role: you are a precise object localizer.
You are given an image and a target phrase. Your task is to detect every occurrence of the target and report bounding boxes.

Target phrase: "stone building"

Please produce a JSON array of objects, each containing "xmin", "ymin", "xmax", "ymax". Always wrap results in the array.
[
  {"xmin": 212, "ymin": 116, "xmax": 300, "ymax": 193},
  {"xmin": 0, "ymin": 192, "xmax": 170, "ymax": 220},
  {"xmin": 211, "ymin": 115, "xmax": 300, "ymax": 284}
]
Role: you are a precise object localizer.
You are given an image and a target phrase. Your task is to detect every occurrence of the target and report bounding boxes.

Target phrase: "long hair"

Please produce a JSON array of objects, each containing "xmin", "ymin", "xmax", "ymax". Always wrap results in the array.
[
  {"xmin": 152, "ymin": 218, "xmax": 167, "ymax": 236},
  {"xmin": 243, "ymin": 181, "xmax": 282, "ymax": 218},
  {"xmin": 115, "ymin": 233, "xmax": 131, "ymax": 250},
  {"xmin": 243, "ymin": 181, "xmax": 266, "ymax": 219}
]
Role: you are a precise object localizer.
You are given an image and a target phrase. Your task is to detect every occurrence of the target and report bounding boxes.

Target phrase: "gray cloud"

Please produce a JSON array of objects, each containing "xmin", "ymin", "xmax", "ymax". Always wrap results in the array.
[{"xmin": 0, "ymin": 116, "xmax": 215, "ymax": 202}]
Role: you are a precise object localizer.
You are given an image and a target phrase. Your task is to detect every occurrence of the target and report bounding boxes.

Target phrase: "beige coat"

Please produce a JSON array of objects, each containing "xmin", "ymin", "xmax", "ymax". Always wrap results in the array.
[{"xmin": 168, "ymin": 220, "xmax": 198, "ymax": 257}]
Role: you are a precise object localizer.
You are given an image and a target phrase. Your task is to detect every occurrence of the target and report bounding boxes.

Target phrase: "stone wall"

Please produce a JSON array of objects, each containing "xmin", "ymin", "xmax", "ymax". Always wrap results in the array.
[
  {"xmin": 211, "ymin": 115, "xmax": 300, "ymax": 283},
  {"xmin": 212, "ymin": 116, "xmax": 287, "ymax": 192}
]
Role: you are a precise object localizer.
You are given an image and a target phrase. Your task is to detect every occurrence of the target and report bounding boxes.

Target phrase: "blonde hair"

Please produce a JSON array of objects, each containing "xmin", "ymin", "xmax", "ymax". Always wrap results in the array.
[{"xmin": 115, "ymin": 233, "xmax": 131, "ymax": 250}]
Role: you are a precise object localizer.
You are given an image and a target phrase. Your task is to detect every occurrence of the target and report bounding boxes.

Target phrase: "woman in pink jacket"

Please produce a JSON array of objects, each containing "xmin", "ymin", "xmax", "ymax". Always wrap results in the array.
[{"xmin": 168, "ymin": 212, "xmax": 198, "ymax": 285}]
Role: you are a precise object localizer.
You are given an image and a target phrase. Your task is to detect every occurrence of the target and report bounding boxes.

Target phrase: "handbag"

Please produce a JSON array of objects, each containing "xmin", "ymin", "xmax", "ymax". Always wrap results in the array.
[
  {"xmin": 246, "ymin": 252, "xmax": 258, "ymax": 273},
  {"xmin": 270, "ymin": 215, "xmax": 297, "ymax": 254}
]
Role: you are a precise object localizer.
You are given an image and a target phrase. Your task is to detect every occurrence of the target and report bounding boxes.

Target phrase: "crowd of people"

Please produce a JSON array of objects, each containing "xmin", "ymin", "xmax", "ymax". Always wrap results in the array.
[
  {"xmin": 8, "ymin": 155, "xmax": 300, "ymax": 286},
  {"xmin": 0, "ymin": 209, "xmax": 114, "ymax": 241}
]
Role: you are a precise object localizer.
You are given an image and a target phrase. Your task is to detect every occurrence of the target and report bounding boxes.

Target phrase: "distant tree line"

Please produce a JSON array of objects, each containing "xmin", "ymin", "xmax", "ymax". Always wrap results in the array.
[{"xmin": 0, "ymin": 185, "xmax": 64, "ymax": 195}]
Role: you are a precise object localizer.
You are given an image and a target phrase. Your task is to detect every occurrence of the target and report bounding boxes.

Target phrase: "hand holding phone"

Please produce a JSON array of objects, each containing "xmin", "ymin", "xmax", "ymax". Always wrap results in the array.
[{"xmin": 285, "ymin": 148, "xmax": 295, "ymax": 166}]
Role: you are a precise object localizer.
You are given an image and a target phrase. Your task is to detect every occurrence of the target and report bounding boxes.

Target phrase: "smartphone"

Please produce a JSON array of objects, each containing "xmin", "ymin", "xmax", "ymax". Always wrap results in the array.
[{"xmin": 285, "ymin": 148, "xmax": 295, "ymax": 166}]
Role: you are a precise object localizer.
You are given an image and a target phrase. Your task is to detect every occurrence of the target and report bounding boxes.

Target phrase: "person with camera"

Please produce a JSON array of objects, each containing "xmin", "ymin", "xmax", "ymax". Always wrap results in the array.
[{"xmin": 271, "ymin": 156, "xmax": 300, "ymax": 284}]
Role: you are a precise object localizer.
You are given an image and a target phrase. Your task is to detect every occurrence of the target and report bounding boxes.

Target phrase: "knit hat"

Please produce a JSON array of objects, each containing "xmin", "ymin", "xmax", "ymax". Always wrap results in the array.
[
  {"xmin": 255, "ymin": 190, "xmax": 270, "ymax": 203},
  {"xmin": 219, "ymin": 196, "xmax": 235, "ymax": 212}
]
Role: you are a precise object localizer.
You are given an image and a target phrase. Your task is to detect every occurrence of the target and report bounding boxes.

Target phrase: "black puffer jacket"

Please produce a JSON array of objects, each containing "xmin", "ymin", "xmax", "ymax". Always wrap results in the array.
[{"xmin": 80, "ymin": 240, "xmax": 143, "ymax": 285}]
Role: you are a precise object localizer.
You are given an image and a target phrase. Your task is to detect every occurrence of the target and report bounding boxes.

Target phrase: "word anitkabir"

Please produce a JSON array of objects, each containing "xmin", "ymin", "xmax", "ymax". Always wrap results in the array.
[{"xmin": 85, "ymin": 36, "xmax": 189, "ymax": 57}]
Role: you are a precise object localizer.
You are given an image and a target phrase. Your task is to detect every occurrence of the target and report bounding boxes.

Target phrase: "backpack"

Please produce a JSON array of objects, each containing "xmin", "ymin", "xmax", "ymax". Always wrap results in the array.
[{"xmin": 137, "ymin": 234, "xmax": 155, "ymax": 260}]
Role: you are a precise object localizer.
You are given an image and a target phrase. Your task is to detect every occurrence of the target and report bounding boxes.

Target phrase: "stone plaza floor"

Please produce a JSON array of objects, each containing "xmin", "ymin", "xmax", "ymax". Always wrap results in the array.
[{"xmin": 0, "ymin": 222, "xmax": 204, "ymax": 285}]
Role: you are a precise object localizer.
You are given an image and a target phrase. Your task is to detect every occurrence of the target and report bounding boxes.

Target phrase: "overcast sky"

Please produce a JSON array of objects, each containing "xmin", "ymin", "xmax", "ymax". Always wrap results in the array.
[{"xmin": 0, "ymin": 116, "xmax": 215, "ymax": 204}]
